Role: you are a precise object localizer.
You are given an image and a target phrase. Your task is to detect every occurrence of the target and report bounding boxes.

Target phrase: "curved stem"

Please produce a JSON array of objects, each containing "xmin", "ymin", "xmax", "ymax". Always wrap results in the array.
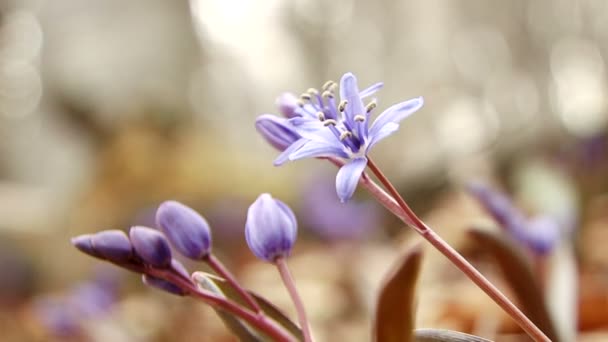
[
  {"xmin": 362, "ymin": 158, "xmax": 550, "ymax": 342},
  {"xmin": 206, "ymin": 254, "xmax": 263, "ymax": 313},
  {"xmin": 148, "ymin": 268, "xmax": 295, "ymax": 342},
  {"xmin": 275, "ymin": 257, "xmax": 314, "ymax": 342}
]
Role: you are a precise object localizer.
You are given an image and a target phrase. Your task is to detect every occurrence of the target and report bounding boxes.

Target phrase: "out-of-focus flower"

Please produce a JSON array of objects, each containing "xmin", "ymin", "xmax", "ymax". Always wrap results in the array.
[
  {"xmin": 245, "ymin": 193, "xmax": 297, "ymax": 262},
  {"xmin": 33, "ymin": 267, "xmax": 121, "ymax": 337},
  {"xmin": 301, "ymin": 174, "xmax": 382, "ymax": 241},
  {"xmin": 258, "ymin": 72, "xmax": 423, "ymax": 202},
  {"xmin": 467, "ymin": 182, "xmax": 561, "ymax": 255},
  {"xmin": 129, "ymin": 226, "xmax": 172, "ymax": 268},
  {"xmin": 155, "ymin": 200, "xmax": 212, "ymax": 260}
]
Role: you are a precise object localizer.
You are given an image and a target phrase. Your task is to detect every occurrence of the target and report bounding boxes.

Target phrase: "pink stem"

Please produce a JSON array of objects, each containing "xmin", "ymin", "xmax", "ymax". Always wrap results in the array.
[
  {"xmin": 206, "ymin": 254, "xmax": 263, "ymax": 313},
  {"xmin": 275, "ymin": 257, "xmax": 314, "ymax": 342},
  {"xmin": 363, "ymin": 158, "xmax": 550, "ymax": 342}
]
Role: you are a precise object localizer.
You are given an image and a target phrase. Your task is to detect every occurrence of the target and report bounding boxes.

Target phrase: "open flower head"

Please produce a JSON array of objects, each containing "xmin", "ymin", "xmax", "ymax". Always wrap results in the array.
[{"xmin": 258, "ymin": 72, "xmax": 423, "ymax": 202}]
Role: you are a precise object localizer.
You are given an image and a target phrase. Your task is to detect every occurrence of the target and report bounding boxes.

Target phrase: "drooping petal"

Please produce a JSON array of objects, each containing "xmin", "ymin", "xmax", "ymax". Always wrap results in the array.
[
  {"xmin": 336, "ymin": 157, "xmax": 368, "ymax": 203},
  {"xmin": 255, "ymin": 114, "xmax": 300, "ymax": 151},
  {"xmin": 339, "ymin": 73, "xmax": 366, "ymax": 127},
  {"xmin": 369, "ymin": 97, "xmax": 423, "ymax": 137},
  {"xmin": 274, "ymin": 138, "xmax": 308, "ymax": 166},
  {"xmin": 359, "ymin": 82, "xmax": 384, "ymax": 98},
  {"xmin": 289, "ymin": 140, "xmax": 349, "ymax": 161},
  {"xmin": 367, "ymin": 122, "xmax": 399, "ymax": 150}
]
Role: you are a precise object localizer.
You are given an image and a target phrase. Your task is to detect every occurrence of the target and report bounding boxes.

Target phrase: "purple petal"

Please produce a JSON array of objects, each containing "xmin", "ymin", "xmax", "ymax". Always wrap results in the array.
[
  {"xmin": 336, "ymin": 157, "xmax": 368, "ymax": 203},
  {"xmin": 129, "ymin": 226, "xmax": 172, "ymax": 268},
  {"xmin": 359, "ymin": 82, "xmax": 384, "ymax": 98},
  {"xmin": 369, "ymin": 97, "xmax": 423, "ymax": 137},
  {"xmin": 288, "ymin": 140, "xmax": 349, "ymax": 161},
  {"xmin": 524, "ymin": 216, "xmax": 560, "ymax": 255},
  {"xmin": 255, "ymin": 114, "xmax": 300, "ymax": 151},
  {"xmin": 274, "ymin": 138, "xmax": 308, "ymax": 166},
  {"xmin": 339, "ymin": 73, "xmax": 366, "ymax": 127},
  {"xmin": 367, "ymin": 122, "xmax": 399, "ymax": 150}
]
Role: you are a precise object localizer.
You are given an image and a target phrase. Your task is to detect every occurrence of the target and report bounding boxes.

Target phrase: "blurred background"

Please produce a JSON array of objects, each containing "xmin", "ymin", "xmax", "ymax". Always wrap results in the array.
[{"xmin": 1, "ymin": 0, "xmax": 608, "ymax": 341}]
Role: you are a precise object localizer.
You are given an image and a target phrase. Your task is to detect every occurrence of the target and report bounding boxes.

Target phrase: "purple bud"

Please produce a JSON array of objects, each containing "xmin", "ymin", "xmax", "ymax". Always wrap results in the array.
[
  {"xmin": 245, "ymin": 193, "xmax": 297, "ymax": 262},
  {"xmin": 90, "ymin": 230, "xmax": 133, "ymax": 262},
  {"xmin": 129, "ymin": 226, "xmax": 172, "ymax": 268},
  {"xmin": 523, "ymin": 216, "xmax": 560, "ymax": 255},
  {"xmin": 71, "ymin": 234, "xmax": 103, "ymax": 259},
  {"xmin": 255, "ymin": 114, "xmax": 301, "ymax": 151},
  {"xmin": 155, "ymin": 201, "xmax": 212, "ymax": 260},
  {"xmin": 276, "ymin": 92, "xmax": 299, "ymax": 118},
  {"xmin": 142, "ymin": 275, "xmax": 186, "ymax": 296}
]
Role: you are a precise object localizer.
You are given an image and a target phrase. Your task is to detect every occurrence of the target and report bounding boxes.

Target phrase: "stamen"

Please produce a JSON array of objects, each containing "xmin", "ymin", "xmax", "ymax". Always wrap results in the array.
[
  {"xmin": 327, "ymin": 82, "xmax": 338, "ymax": 93},
  {"xmin": 307, "ymin": 88, "xmax": 319, "ymax": 96},
  {"xmin": 338, "ymin": 100, "xmax": 348, "ymax": 112},
  {"xmin": 340, "ymin": 131, "xmax": 352, "ymax": 140},
  {"xmin": 316, "ymin": 111, "xmax": 325, "ymax": 121},
  {"xmin": 323, "ymin": 119, "xmax": 337, "ymax": 126},
  {"xmin": 322, "ymin": 80, "xmax": 336, "ymax": 91},
  {"xmin": 300, "ymin": 93, "xmax": 312, "ymax": 101},
  {"xmin": 296, "ymin": 99, "xmax": 305, "ymax": 107},
  {"xmin": 354, "ymin": 115, "xmax": 365, "ymax": 122},
  {"xmin": 321, "ymin": 90, "xmax": 334, "ymax": 99},
  {"xmin": 365, "ymin": 100, "xmax": 377, "ymax": 113}
]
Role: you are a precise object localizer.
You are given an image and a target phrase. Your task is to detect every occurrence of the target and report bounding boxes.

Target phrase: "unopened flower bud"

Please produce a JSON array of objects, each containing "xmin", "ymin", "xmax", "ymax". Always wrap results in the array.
[
  {"xmin": 255, "ymin": 114, "xmax": 301, "ymax": 152},
  {"xmin": 90, "ymin": 230, "xmax": 133, "ymax": 263},
  {"xmin": 71, "ymin": 234, "xmax": 103, "ymax": 259},
  {"xmin": 276, "ymin": 93, "xmax": 299, "ymax": 118},
  {"xmin": 156, "ymin": 201, "xmax": 212, "ymax": 260},
  {"xmin": 129, "ymin": 226, "xmax": 172, "ymax": 268},
  {"xmin": 245, "ymin": 193, "xmax": 297, "ymax": 262},
  {"xmin": 142, "ymin": 275, "xmax": 186, "ymax": 296}
]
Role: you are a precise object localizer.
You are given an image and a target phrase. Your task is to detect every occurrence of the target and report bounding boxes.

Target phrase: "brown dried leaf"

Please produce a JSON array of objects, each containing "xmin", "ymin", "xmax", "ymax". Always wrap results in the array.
[
  {"xmin": 468, "ymin": 228, "xmax": 559, "ymax": 341},
  {"xmin": 374, "ymin": 243, "xmax": 423, "ymax": 342}
]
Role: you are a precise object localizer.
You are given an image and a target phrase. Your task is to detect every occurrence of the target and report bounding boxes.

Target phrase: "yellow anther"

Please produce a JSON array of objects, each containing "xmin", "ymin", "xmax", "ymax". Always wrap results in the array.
[
  {"xmin": 317, "ymin": 111, "xmax": 326, "ymax": 121},
  {"xmin": 340, "ymin": 131, "xmax": 352, "ymax": 140},
  {"xmin": 365, "ymin": 100, "xmax": 377, "ymax": 113},
  {"xmin": 338, "ymin": 100, "xmax": 348, "ymax": 112},
  {"xmin": 307, "ymin": 88, "xmax": 319, "ymax": 96},
  {"xmin": 296, "ymin": 99, "xmax": 305, "ymax": 107},
  {"xmin": 354, "ymin": 115, "xmax": 365, "ymax": 122},
  {"xmin": 323, "ymin": 119, "xmax": 337, "ymax": 126},
  {"xmin": 300, "ymin": 93, "xmax": 311, "ymax": 101},
  {"xmin": 322, "ymin": 80, "xmax": 336, "ymax": 91},
  {"xmin": 321, "ymin": 90, "xmax": 334, "ymax": 98}
]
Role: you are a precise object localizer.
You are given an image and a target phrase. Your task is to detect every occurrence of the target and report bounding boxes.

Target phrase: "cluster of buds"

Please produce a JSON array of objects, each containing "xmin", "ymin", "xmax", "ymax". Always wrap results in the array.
[{"xmin": 71, "ymin": 194, "xmax": 303, "ymax": 341}]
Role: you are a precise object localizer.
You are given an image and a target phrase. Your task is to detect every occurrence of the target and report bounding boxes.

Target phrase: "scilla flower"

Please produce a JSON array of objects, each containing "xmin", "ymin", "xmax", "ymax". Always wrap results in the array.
[
  {"xmin": 258, "ymin": 72, "xmax": 423, "ymax": 202},
  {"xmin": 245, "ymin": 193, "xmax": 297, "ymax": 262}
]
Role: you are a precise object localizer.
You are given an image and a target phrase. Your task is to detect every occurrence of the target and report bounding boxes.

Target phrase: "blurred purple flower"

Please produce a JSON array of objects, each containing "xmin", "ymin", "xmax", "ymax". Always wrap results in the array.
[
  {"xmin": 245, "ymin": 194, "xmax": 297, "ymax": 262},
  {"xmin": 258, "ymin": 72, "xmax": 423, "ymax": 202},
  {"xmin": 468, "ymin": 182, "xmax": 562, "ymax": 255},
  {"xmin": 301, "ymin": 174, "xmax": 382, "ymax": 241},
  {"xmin": 34, "ymin": 267, "xmax": 121, "ymax": 337}
]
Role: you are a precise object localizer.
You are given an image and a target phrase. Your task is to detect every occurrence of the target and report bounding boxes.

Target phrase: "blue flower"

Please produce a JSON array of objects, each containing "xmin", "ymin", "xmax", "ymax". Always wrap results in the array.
[
  {"xmin": 262, "ymin": 72, "xmax": 423, "ymax": 202},
  {"xmin": 245, "ymin": 193, "xmax": 297, "ymax": 262}
]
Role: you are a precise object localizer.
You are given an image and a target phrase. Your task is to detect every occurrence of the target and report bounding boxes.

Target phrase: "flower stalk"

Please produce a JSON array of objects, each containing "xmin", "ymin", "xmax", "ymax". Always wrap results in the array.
[
  {"xmin": 363, "ymin": 158, "xmax": 550, "ymax": 342},
  {"xmin": 205, "ymin": 254, "xmax": 263, "ymax": 314},
  {"xmin": 275, "ymin": 257, "xmax": 314, "ymax": 342}
]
